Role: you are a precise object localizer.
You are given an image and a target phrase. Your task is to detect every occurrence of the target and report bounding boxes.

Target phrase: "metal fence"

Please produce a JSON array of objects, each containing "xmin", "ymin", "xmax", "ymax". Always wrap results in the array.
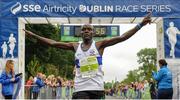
[{"xmin": 25, "ymin": 85, "xmax": 74, "ymax": 99}]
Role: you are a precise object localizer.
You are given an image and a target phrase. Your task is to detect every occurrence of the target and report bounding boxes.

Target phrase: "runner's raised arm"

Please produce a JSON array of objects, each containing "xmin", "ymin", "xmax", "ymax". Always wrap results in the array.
[
  {"xmin": 24, "ymin": 29, "xmax": 76, "ymax": 51},
  {"xmin": 97, "ymin": 12, "xmax": 152, "ymax": 49}
]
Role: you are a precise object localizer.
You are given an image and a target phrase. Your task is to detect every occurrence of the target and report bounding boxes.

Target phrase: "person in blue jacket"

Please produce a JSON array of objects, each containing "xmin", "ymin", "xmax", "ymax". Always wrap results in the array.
[
  {"xmin": 152, "ymin": 59, "xmax": 173, "ymax": 99},
  {"xmin": 32, "ymin": 73, "xmax": 45, "ymax": 99},
  {"xmin": 0, "ymin": 60, "xmax": 21, "ymax": 99}
]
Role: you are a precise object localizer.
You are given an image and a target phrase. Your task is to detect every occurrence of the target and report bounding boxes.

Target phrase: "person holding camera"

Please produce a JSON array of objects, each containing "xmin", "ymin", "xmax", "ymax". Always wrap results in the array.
[{"xmin": 0, "ymin": 60, "xmax": 22, "ymax": 99}]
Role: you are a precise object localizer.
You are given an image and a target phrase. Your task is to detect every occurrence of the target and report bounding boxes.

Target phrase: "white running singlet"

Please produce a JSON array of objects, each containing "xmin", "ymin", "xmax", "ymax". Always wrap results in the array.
[{"xmin": 74, "ymin": 40, "xmax": 104, "ymax": 92}]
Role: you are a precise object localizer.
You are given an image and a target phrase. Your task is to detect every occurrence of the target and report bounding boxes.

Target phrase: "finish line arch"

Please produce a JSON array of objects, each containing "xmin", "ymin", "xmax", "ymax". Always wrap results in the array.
[{"xmin": 0, "ymin": 0, "xmax": 180, "ymax": 99}]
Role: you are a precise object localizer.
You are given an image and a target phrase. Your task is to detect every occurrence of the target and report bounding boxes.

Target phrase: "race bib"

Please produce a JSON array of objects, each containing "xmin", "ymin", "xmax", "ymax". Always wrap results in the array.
[{"xmin": 79, "ymin": 56, "xmax": 99, "ymax": 78}]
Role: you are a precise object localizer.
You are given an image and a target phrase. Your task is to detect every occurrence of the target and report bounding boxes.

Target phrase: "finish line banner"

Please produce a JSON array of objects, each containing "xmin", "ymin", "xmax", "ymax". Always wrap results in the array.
[{"xmin": 0, "ymin": 0, "xmax": 180, "ymax": 17}]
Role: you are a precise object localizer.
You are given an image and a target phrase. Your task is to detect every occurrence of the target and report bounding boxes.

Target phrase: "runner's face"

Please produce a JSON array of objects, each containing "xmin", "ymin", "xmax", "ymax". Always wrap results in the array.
[{"xmin": 81, "ymin": 25, "xmax": 93, "ymax": 41}]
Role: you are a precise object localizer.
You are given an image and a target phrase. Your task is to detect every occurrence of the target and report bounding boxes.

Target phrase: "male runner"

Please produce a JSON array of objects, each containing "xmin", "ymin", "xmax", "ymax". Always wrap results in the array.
[{"xmin": 24, "ymin": 12, "xmax": 151, "ymax": 99}]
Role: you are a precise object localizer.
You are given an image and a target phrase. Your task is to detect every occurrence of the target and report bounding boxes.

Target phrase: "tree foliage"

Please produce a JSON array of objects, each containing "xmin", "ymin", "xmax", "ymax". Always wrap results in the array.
[
  {"xmin": 137, "ymin": 48, "xmax": 157, "ymax": 80},
  {"xmin": 121, "ymin": 48, "xmax": 157, "ymax": 84},
  {"xmin": 25, "ymin": 24, "xmax": 74, "ymax": 80},
  {"xmin": 137, "ymin": 48, "xmax": 156, "ymax": 66}
]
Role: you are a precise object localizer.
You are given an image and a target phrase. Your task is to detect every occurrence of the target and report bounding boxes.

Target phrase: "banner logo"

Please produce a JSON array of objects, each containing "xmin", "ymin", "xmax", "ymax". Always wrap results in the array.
[
  {"xmin": 9, "ymin": 2, "xmax": 172, "ymax": 15},
  {"xmin": 11, "ymin": 2, "xmax": 22, "ymax": 15}
]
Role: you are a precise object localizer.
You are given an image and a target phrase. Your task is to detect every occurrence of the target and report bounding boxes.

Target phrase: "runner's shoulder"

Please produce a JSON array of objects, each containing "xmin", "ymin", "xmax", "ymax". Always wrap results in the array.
[{"xmin": 71, "ymin": 42, "xmax": 79, "ymax": 51}]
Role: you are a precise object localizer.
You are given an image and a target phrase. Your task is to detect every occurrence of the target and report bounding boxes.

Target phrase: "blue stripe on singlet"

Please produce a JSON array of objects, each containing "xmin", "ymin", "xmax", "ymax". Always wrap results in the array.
[
  {"xmin": 97, "ymin": 56, "xmax": 102, "ymax": 65},
  {"xmin": 75, "ymin": 56, "xmax": 102, "ymax": 68},
  {"xmin": 75, "ymin": 59, "xmax": 80, "ymax": 68}
]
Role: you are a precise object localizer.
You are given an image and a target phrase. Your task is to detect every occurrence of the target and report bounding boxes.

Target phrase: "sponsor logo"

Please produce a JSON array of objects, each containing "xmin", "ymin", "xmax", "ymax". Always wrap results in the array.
[
  {"xmin": 11, "ymin": 2, "xmax": 22, "ymax": 14},
  {"xmin": 89, "ymin": 49, "xmax": 96, "ymax": 56},
  {"xmin": 11, "ymin": 2, "xmax": 41, "ymax": 14}
]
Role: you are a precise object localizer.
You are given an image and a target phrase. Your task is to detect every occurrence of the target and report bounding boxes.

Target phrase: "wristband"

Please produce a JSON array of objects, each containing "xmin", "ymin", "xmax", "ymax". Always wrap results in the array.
[{"xmin": 136, "ymin": 23, "xmax": 143, "ymax": 30}]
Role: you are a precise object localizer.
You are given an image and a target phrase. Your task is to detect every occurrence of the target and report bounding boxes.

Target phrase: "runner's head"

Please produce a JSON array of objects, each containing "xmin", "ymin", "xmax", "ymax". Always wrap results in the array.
[{"xmin": 81, "ymin": 24, "xmax": 94, "ymax": 42}]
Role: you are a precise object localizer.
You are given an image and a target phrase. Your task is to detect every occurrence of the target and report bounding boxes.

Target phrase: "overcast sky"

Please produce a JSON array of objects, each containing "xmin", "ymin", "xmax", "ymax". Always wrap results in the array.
[{"xmin": 102, "ymin": 24, "xmax": 157, "ymax": 82}]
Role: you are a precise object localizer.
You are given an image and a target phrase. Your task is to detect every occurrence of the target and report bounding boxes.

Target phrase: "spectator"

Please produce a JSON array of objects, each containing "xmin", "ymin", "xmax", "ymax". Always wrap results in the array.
[
  {"xmin": 142, "ymin": 80, "xmax": 151, "ymax": 99},
  {"xmin": 25, "ymin": 76, "xmax": 34, "ymax": 99},
  {"xmin": 152, "ymin": 59, "xmax": 173, "ymax": 99},
  {"xmin": 149, "ymin": 78, "xmax": 157, "ymax": 99},
  {"xmin": 32, "ymin": 73, "xmax": 45, "ymax": 99},
  {"xmin": 39, "ymin": 74, "xmax": 46, "ymax": 99},
  {"xmin": 56, "ymin": 76, "xmax": 62, "ymax": 99},
  {"xmin": 0, "ymin": 60, "xmax": 21, "ymax": 99},
  {"xmin": 51, "ymin": 77, "xmax": 57, "ymax": 99},
  {"xmin": 45, "ymin": 75, "xmax": 53, "ymax": 99},
  {"xmin": 65, "ymin": 80, "xmax": 71, "ymax": 99}
]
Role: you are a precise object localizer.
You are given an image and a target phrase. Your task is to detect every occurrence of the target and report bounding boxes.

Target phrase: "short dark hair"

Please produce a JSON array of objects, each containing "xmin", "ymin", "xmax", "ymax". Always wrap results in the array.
[
  {"xmin": 81, "ymin": 24, "xmax": 94, "ymax": 30},
  {"xmin": 158, "ymin": 59, "xmax": 167, "ymax": 66}
]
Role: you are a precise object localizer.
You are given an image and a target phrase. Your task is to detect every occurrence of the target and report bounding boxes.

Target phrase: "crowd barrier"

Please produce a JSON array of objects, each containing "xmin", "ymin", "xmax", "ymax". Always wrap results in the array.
[{"xmin": 25, "ymin": 85, "xmax": 74, "ymax": 99}]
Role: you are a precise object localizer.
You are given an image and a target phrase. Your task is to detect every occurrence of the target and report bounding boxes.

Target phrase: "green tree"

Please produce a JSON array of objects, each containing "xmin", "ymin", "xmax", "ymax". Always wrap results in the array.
[
  {"xmin": 121, "ymin": 48, "xmax": 157, "ymax": 84},
  {"xmin": 25, "ymin": 24, "xmax": 74, "ymax": 81},
  {"xmin": 137, "ymin": 48, "xmax": 157, "ymax": 80},
  {"xmin": 104, "ymin": 82, "xmax": 113, "ymax": 89},
  {"xmin": 137, "ymin": 48, "xmax": 156, "ymax": 66}
]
